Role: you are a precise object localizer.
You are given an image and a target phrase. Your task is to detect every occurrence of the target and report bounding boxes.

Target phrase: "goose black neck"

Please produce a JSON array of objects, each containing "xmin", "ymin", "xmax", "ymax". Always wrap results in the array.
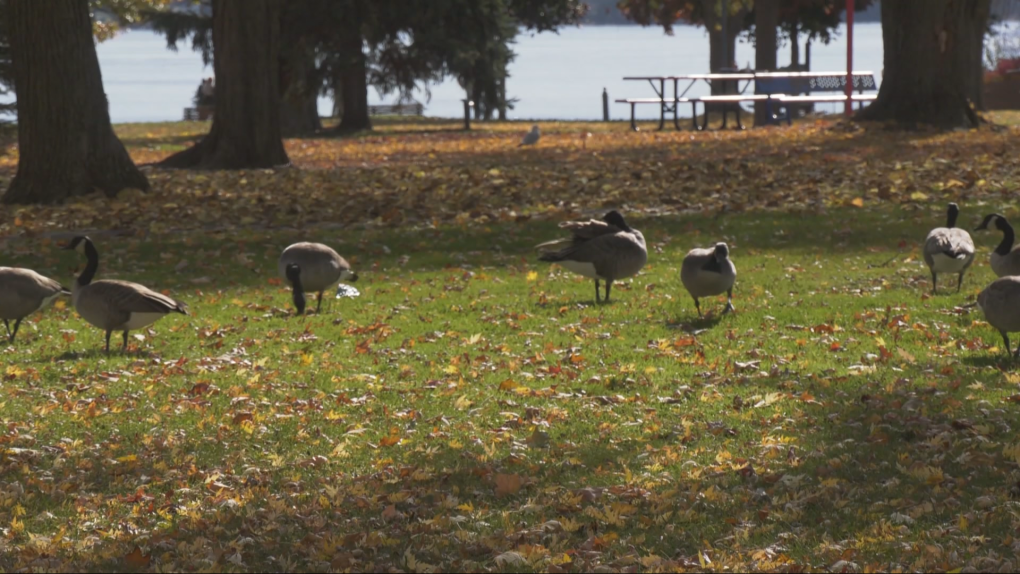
[
  {"xmin": 946, "ymin": 205, "xmax": 959, "ymax": 229},
  {"xmin": 996, "ymin": 218, "xmax": 1016, "ymax": 256},
  {"xmin": 290, "ymin": 280, "xmax": 306, "ymax": 314},
  {"xmin": 77, "ymin": 239, "xmax": 99, "ymax": 286}
]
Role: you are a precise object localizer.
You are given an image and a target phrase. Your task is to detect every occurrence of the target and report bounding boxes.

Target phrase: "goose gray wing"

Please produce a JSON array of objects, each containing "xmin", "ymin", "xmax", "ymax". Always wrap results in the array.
[
  {"xmin": 84, "ymin": 280, "xmax": 188, "ymax": 315},
  {"xmin": 924, "ymin": 228, "xmax": 975, "ymax": 268},
  {"xmin": 538, "ymin": 231, "xmax": 647, "ymax": 279}
]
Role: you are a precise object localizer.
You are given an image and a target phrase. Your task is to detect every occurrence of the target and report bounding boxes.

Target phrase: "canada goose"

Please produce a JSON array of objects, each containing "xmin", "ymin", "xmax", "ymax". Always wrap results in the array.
[
  {"xmin": 63, "ymin": 236, "xmax": 188, "ymax": 353},
  {"xmin": 680, "ymin": 242, "xmax": 737, "ymax": 317},
  {"xmin": 923, "ymin": 203, "xmax": 975, "ymax": 294},
  {"xmin": 519, "ymin": 125, "xmax": 540, "ymax": 147},
  {"xmin": 536, "ymin": 210, "xmax": 647, "ymax": 303},
  {"xmin": 0, "ymin": 267, "xmax": 70, "ymax": 342},
  {"xmin": 278, "ymin": 242, "xmax": 358, "ymax": 314},
  {"xmin": 974, "ymin": 213, "xmax": 1020, "ymax": 277},
  {"xmin": 977, "ymin": 276, "xmax": 1020, "ymax": 357}
]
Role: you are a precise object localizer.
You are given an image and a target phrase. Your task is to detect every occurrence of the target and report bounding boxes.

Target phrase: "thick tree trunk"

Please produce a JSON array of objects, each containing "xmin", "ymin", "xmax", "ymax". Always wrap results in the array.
[
  {"xmin": 3, "ymin": 0, "xmax": 148, "ymax": 204},
  {"xmin": 337, "ymin": 36, "xmax": 371, "ymax": 133},
  {"xmin": 279, "ymin": 48, "xmax": 321, "ymax": 136},
  {"xmin": 703, "ymin": 0, "xmax": 747, "ymax": 96},
  {"xmin": 790, "ymin": 23, "xmax": 799, "ymax": 68},
  {"xmin": 857, "ymin": 0, "xmax": 991, "ymax": 129},
  {"xmin": 965, "ymin": 0, "xmax": 992, "ymax": 110},
  {"xmin": 160, "ymin": 0, "xmax": 288, "ymax": 169},
  {"xmin": 753, "ymin": 0, "xmax": 779, "ymax": 126}
]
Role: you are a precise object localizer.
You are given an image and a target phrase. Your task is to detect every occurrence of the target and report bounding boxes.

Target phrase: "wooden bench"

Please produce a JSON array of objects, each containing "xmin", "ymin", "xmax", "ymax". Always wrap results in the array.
[
  {"xmin": 695, "ymin": 94, "xmax": 770, "ymax": 130},
  {"xmin": 755, "ymin": 72, "xmax": 878, "ymax": 125},
  {"xmin": 368, "ymin": 103, "xmax": 424, "ymax": 116},
  {"xmin": 615, "ymin": 97, "xmax": 697, "ymax": 130}
]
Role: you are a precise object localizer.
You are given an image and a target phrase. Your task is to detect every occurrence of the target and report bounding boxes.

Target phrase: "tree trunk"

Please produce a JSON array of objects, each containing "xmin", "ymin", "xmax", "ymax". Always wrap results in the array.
[
  {"xmin": 754, "ymin": 0, "xmax": 779, "ymax": 126},
  {"xmin": 703, "ymin": 0, "xmax": 747, "ymax": 95},
  {"xmin": 3, "ymin": 0, "xmax": 148, "ymax": 205},
  {"xmin": 337, "ymin": 35, "xmax": 371, "ymax": 133},
  {"xmin": 965, "ymin": 0, "xmax": 992, "ymax": 110},
  {"xmin": 857, "ymin": 0, "xmax": 991, "ymax": 129},
  {"xmin": 279, "ymin": 48, "xmax": 321, "ymax": 136},
  {"xmin": 790, "ymin": 23, "xmax": 800, "ymax": 68},
  {"xmin": 160, "ymin": 0, "xmax": 288, "ymax": 169}
]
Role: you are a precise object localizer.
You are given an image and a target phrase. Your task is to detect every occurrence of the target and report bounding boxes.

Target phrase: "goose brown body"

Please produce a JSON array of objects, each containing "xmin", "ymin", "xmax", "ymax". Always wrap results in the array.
[
  {"xmin": 536, "ymin": 211, "xmax": 647, "ymax": 303},
  {"xmin": 64, "ymin": 236, "xmax": 187, "ymax": 352},
  {"xmin": 923, "ymin": 203, "xmax": 975, "ymax": 294},
  {"xmin": 278, "ymin": 242, "xmax": 358, "ymax": 313},
  {"xmin": 680, "ymin": 243, "xmax": 737, "ymax": 317},
  {"xmin": 977, "ymin": 276, "xmax": 1020, "ymax": 357},
  {"xmin": 0, "ymin": 267, "xmax": 70, "ymax": 342}
]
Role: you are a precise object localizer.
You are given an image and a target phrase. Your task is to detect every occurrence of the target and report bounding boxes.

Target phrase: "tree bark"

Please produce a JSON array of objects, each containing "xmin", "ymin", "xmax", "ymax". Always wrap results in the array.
[
  {"xmin": 279, "ymin": 47, "xmax": 321, "ymax": 136},
  {"xmin": 160, "ymin": 0, "xmax": 289, "ymax": 169},
  {"xmin": 337, "ymin": 35, "xmax": 371, "ymax": 133},
  {"xmin": 753, "ymin": 0, "xmax": 779, "ymax": 126},
  {"xmin": 3, "ymin": 0, "xmax": 148, "ymax": 205},
  {"xmin": 857, "ymin": 0, "xmax": 991, "ymax": 129}
]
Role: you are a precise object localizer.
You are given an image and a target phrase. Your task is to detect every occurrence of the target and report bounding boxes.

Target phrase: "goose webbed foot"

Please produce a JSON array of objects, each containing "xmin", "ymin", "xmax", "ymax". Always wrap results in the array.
[{"xmin": 723, "ymin": 290, "xmax": 735, "ymax": 314}]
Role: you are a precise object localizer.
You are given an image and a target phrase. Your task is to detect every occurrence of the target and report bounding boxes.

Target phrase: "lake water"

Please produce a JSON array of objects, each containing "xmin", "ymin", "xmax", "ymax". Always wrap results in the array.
[{"xmin": 93, "ymin": 23, "xmax": 885, "ymax": 124}]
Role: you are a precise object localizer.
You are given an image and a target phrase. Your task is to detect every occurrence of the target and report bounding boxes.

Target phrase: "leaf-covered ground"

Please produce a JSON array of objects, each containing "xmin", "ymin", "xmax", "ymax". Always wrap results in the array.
[{"xmin": 2, "ymin": 117, "xmax": 1020, "ymax": 572}]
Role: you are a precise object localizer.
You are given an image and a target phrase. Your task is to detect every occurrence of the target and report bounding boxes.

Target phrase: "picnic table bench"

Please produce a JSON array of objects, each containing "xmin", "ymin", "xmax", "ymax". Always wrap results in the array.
[
  {"xmin": 368, "ymin": 103, "xmax": 424, "ymax": 116},
  {"xmin": 616, "ymin": 71, "xmax": 877, "ymax": 130}
]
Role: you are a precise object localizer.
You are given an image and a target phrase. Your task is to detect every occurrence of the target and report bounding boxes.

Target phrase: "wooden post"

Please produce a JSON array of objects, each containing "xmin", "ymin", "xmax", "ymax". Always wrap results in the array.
[
  {"xmin": 602, "ymin": 88, "xmax": 609, "ymax": 121},
  {"xmin": 462, "ymin": 99, "xmax": 473, "ymax": 130},
  {"xmin": 845, "ymin": 0, "xmax": 854, "ymax": 116}
]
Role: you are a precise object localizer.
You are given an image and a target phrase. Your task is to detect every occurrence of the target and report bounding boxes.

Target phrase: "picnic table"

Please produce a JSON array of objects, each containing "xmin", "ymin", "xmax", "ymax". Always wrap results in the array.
[
  {"xmin": 620, "ymin": 73, "xmax": 755, "ymax": 131},
  {"xmin": 617, "ymin": 71, "xmax": 877, "ymax": 131}
]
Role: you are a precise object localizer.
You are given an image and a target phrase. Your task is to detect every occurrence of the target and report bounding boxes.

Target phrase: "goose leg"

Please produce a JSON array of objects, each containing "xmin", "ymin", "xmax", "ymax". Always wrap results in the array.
[
  {"xmin": 316, "ymin": 291, "xmax": 323, "ymax": 313},
  {"xmin": 594, "ymin": 279, "xmax": 601, "ymax": 303},
  {"xmin": 931, "ymin": 271, "xmax": 937, "ymax": 295},
  {"xmin": 957, "ymin": 272, "xmax": 965, "ymax": 293},
  {"xmin": 723, "ymin": 289, "xmax": 735, "ymax": 314},
  {"xmin": 9, "ymin": 319, "xmax": 21, "ymax": 342},
  {"xmin": 1002, "ymin": 331, "xmax": 1012, "ymax": 357},
  {"xmin": 2, "ymin": 319, "xmax": 10, "ymax": 339},
  {"xmin": 122, "ymin": 331, "xmax": 129, "ymax": 352},
  {"xmin": 693, "ymin": 297, "xmax": 702, "ymax": 318},
  {"xmin": 104, "ymin": 330, "xmax": 113, "ymax": 353},
  {"xmin": 605, "ymin": 280, "xmax": 613, "ymax": 303}
]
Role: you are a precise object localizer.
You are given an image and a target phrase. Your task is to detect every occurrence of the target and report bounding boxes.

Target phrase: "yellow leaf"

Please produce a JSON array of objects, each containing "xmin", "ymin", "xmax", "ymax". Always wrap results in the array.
[
  {"xmin": 910, "ymin": 191, "xmax": 929, "ymax": 201},
  {"xmin": 850, "ymin": 197, "xmax": 864, "ymax": 207},
  {"xmin": 526, "ymin": 271, "xmax": 538, "ymax": 282}
]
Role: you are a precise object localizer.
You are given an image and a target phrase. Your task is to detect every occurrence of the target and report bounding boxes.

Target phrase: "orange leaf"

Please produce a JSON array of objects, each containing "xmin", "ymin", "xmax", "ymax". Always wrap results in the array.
[
  {"xmin": 495, "ymin": 473, "xmax": 523, "ymax": 497},
  {"xmin": 124, "ymin": 547, "xmax": 150, "ymax": 569}
]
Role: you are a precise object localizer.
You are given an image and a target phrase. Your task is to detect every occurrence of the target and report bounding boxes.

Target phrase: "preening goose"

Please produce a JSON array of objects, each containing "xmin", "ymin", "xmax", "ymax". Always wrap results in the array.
[
  {"xmin": 0, "ymin": 267, "xmax": 70, "ymax": 342},
  {"xmin": 519, "ymin": 125, "xmax": 540, "ymax": 147},
  {"xmin": 278, "ymin": 242, "xmax": 358, "ymax": 314},
  {"xmin": 974, "ymin": 213, "xmax": 1020, "ymax": 277},
  {"xmin": 63, "ymin": 236, "xmax": 188, "ymax": 353},
  {"xmin": 923, "ymin": 203, "xmax": 975, "ymax": 294},
  {"xmin": 977, "ymin": 276, "xmax": 1020, "ymax": 357},
  {"xmin": 680, "ymin": 242, "xmax": 737, "ymax": 317},
  {"xmin": 536, "ymin": 210, "xmax": 647, "ymax": 303}
]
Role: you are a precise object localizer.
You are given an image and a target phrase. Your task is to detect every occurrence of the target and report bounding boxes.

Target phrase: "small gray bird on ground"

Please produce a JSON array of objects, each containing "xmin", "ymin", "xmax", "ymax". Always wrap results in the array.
[
  {"xmin": 923, "ymin": 202, "xmax": 974, "ymax": 294},
  {"xmin": 536, "ymin": 210, "xmax": 647, "ymax": 303},
  {"xmin": 0, "ymin": 267, "xmax": 70, "ymax": 342},
  {"xmin": 519, "ymin": 125, "xmax": 540, "ymax": 147},
  {"xmin": 680, "ymin": 242, "xmax": 737, "ymax": 317}
]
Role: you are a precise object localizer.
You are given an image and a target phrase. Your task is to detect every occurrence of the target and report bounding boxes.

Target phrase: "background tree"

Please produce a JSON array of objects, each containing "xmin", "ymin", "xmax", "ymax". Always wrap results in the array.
[
  {"xmin": 3, "ymin": 0, "xmax": 148, "ymax": 204},
  {"xmin": 857, "ymin": 0, "xmax": 992, "ymax": 128},
  {"xmin": 159, "ymin": 0, "xmax": 289, "ymax": 169}
]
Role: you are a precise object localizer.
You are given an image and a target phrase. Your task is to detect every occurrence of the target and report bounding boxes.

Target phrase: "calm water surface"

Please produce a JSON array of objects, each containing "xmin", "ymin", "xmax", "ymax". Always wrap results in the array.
[{"xmin": 92, "ymin": 24, "xmax": 885, "ymax": 124}]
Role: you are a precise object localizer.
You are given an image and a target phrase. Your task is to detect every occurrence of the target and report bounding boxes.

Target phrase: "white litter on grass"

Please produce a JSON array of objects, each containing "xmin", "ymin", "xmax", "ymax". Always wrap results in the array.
[{"xmin": 336, "ymin": 284, "xmax": 361, "ymax": 299}]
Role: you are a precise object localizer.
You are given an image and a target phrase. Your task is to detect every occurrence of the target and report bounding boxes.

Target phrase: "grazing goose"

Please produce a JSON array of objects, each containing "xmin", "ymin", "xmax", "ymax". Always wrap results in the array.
[
  {"xmin": 63, "ymin": 236, "xmax": 188, "ymax": 353},
  {"xmin": 974, "ymin": 213, "xmax": 1020, "ymax": 277},
  {"xmin": 536, "ymin": 210, "xmax": 647, "ymax": 303},
  {"xmin": 519, "ymin": 125, "xmax": 540, "ymax": 147},
  {"xmin": 680, "ymin": 242, "xmax": 737, "ymax": 317},
  {"xmin": 278, "ymin": 242, "xmax": 358, "ymax": 314},
  {"xmin": 977, "ymin": 276, "xmax": 1020, "ymax": 358},
  {"xmin": 0, "ymin": 267, "xmax": 70, "ymax": 342},
  {"xmin": 923, "ymin": 202, "xmax": 975, "ymax": 294}
]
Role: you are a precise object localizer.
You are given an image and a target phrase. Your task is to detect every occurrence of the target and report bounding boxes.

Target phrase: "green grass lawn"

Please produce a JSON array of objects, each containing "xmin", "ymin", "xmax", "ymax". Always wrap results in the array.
[
  {"xmin": 4, "ymin": 115, "xmax": 1020, "ymax": 571},
  {"xmin": 3, "ymin": 201, "xmax": 1020, "ymax": 572}
]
